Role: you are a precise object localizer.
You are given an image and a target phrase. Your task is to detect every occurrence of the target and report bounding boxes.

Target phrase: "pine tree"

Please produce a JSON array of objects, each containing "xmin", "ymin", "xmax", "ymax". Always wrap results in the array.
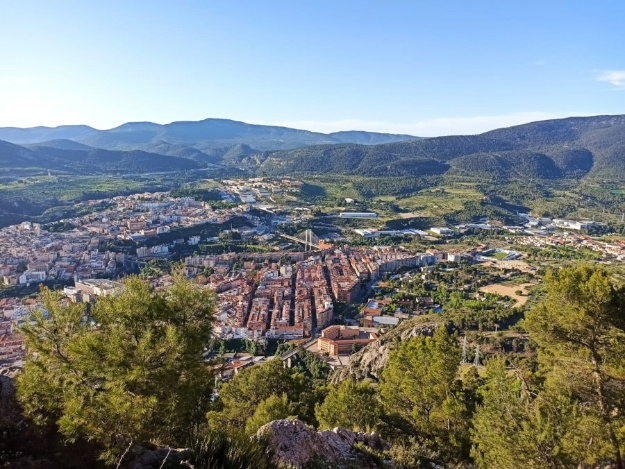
[
  {"xmin": 208, "ymin": 359, "xmax": 322, "ymax": 432},
  {"xmin": 17, "ymin": 273, "xmax": 216, "ymax": 464},
  {"xmin": 523, "ymin": 265, "xmax": 625, "ymax": 469},
  {"xmin": 245, "ymin": 394, "xmax": 296, "ymax": 435},
  {"xmin": 315, "ymin": 379, "xmax": 380, "ymax": 432},
  {"xmin": 379, "ymin": 326, "xmax": 471, "ymax": 461}
]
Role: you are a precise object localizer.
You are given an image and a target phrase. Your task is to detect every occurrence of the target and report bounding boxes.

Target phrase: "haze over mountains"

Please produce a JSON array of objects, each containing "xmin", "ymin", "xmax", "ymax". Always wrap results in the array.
[
  {"xmin": 0, "ymin": 118, "xmax": 418, "ymax": 149},
  {"xmin": 0, "ymin": 115, "xmax": 624, "ymax": 180}
]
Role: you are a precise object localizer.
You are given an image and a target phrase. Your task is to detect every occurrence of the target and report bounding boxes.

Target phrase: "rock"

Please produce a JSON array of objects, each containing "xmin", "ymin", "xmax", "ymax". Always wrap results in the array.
[
  {"xmin": 331, "ymin": 316, "xmax": 441, "ymax": 384},
  {"xmin": 121, "ymin": 446, "xmax": 190, "ymax": 469},
  {"xmin": 255, "ymin": 419, "xmax": 389, "ymax": 468}
]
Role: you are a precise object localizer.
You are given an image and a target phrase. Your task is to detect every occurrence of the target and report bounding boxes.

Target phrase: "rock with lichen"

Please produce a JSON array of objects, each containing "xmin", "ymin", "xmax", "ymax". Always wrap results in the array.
[{"xmin": 255, "ymin": 418, "xmax": 389, "ymax": 468}]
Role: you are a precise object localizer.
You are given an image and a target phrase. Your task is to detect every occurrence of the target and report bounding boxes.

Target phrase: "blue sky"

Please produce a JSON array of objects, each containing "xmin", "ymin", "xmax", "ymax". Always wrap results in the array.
[{"xmin": 1, "ymin": 1, "xmax": 623, "ymax": 136}]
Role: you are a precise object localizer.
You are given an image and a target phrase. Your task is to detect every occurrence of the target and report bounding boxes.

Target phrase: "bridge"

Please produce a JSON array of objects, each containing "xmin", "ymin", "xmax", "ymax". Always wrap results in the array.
[{"xmin": 278, "ymin": 229, "xmax": 320, "ymax": 251}]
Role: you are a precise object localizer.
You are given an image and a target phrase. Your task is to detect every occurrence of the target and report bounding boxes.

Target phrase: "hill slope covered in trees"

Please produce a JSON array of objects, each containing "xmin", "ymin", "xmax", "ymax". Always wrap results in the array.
[
  {"xmin": 254, "ymin": 114, "xmax": 625, "ymax": 180},
  {"xmin": 0, "ymin": 142, "xmax": 201, "ymax": 174},
  {"xmin": 0, "ymin": 114, "xmax": 624, "ymax": 183}
]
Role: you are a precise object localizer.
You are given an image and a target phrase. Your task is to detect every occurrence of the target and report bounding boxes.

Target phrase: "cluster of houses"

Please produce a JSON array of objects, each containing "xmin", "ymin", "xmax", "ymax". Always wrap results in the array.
[
  {"xmin": 184, "ymin": 246, "xmax": 436, "ymax": 342},
  {"xmin": 221, "ymin": 177, "xmax": 304, "ymax": 204},
  {"xmin": 0, "ymin": 221, "xmax": 123, "ymax": 286},
  {"xmin": 515, "ymin": 232, "xmax": 625, "ymax": 260},
  {"xmin": 0, "ymin": 297, "xmax": 36, "ymax": 365},
  {"xmin": 0, "ymin": 192, "xmax": 260, "ymax": 286},
  {"xmin": 102, "ymin": 192, "xmax": 239, "ymax": 241}
]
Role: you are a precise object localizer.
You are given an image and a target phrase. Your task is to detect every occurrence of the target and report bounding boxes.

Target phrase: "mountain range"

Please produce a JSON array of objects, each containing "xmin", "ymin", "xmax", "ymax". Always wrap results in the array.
[
  {"xmin": 252, "ymin": 115, "xmax": 625, "ymax": 180},
  {"xmin": 0, "ymin": 118, "xmax": 418, "ymax": 150},
  {"xmin": 0, "ymin": 115, "xmax": 624, "ymax": 180}
]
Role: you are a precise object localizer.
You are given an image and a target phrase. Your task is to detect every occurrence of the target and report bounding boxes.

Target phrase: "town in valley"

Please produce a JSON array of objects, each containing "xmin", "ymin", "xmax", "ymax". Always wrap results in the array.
[{"xmin": 3, "ymin": 176, "xmax": 624, "ymax": 372}]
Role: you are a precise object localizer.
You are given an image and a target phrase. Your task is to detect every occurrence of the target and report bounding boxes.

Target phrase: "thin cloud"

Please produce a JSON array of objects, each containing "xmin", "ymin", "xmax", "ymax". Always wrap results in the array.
[
  {"xmin": 596, "ymin": 70, "xmax": 625, "ymax": 89},
  {"xmin": 254, "ymin": 112, "xmax": 590, "ymax": 137}
]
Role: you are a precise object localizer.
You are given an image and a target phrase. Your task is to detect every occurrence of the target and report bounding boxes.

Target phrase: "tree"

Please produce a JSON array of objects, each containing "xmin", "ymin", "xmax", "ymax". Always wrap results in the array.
[
  {"xmin": 472, "ymin": 358, "xmax": 549, "ymax": 468},
  {"xmin": 523, "ymin": 264, "xmax": 625, "ymax": 469},
  {"xmin": 245, "ymin": 339, "xmax": 257, "ymax": 356},
  {"xmin": 315, "ymin": 379, "xmax": 380, "ymax": 432},
  {"xmin": 289, "ymin": 347, "xmax": 331, "ymax": 380},
  {"xmin": 434, "ymin": 284, "xmax": 449, "ymax": 304},
  {"xmin": 448, "ymin": 291, "xmax": 465, "ymax": 308},
  {"xmin": 16, "ymin": 273, "xmax": 216, "ymax": 464},
  {"xmin": 379, "ymin": 326, "xmax": 471, "ymax": 461},
  {"xmin": 472, "ymin": 358, "xmax": 611, "ymax": 468},
  {"xmin": 245, "ymin": 394, "xmax": 295, "ymax": 435},
  {"xmin": 208, "ymin": 359, "xmax": 322, "ymax": 431}
]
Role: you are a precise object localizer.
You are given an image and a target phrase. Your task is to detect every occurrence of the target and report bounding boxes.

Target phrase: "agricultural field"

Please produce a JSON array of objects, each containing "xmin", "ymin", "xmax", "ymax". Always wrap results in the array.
[{"xmin": 0, "ymin": 175, "xmax": 150, "ymax": 202}]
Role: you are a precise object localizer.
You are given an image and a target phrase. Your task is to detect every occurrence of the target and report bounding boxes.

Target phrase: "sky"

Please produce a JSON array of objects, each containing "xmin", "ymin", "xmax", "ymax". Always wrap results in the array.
[{"xmin": 1, "ymin": 1, "xmax": 624, "ymax": 136}]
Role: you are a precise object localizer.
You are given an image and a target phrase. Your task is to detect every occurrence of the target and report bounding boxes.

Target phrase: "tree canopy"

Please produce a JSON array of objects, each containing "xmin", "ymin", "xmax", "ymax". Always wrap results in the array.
[
  {"xmin": 16, "ymin": 273, "xmax": 216, "ymax": 464},
  {"xmin": 523, "ymin": 264, "xmax": 625, "ymax": 469},
  {"xmin": 207, "ymin": 358, "xmax": 324, "ymax": 433},
  {"xmin": 315, "ymin": 379, "xmax": 380, "ymax": 432},
  {"xmin": 379, "ymin": 326, "xmax": 472, "ymax": 462},
  {"xmin": 11, "ymin": 263, "xmax": 625, "ymax": 468},
  {"xmin": 473, "ymin": 264, "xmax": 625, "ymax": 468}
]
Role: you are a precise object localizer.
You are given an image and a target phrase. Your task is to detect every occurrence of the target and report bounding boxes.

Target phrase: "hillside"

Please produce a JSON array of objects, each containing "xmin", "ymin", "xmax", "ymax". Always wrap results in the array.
[
  {"xmin": 0, "ymin": 141, "xmax": 201, "ymax": 174},
  {"xmin": 25, "ymin": 139, "xmax": 94, "ymax": 151},
  {"xmin": 331, "ymin": 316, "xmax": 441, "ymax": 383},
  {"xmin": 253, "ymin": 114, "xmax": 625, "ymax": 180},
  {"xmin": 135, "ymin": 141, "xmax": 223, "ymax": 165},
  {"xmin": 0, "ymin": 125, "xmax": 97, "ymax": 144},
  {"xmin": 0, "ymin": 140, "xmax": 40, "ymax": 168},
  {"xmin": 328, "ymin": 130, "xmax": 418, "ymax": 145},
  {"xmin": 0, "ymin": 114, "xmax": 624, "ymax": 182},
  {"xmin": 0, "ymin": 118, "xmax": 419, "ymax": 153}
]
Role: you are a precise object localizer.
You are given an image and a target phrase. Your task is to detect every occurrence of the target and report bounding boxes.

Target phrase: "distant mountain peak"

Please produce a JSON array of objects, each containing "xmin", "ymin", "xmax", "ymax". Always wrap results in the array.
[
  {"xmin": 0, "ymin": 118, "xmax": 421, "ymax": 149},
  {"xmin": 110, "ymin": 121, "xmax": 161, "ymax": 132}
]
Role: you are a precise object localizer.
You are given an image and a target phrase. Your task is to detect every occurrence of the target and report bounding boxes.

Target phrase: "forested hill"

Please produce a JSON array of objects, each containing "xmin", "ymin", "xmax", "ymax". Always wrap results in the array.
[
  {"xmin": 253, "ymin": 114, "xmax": 625, "ymax": 180},
  {"xmin": 0, "ymin": 140, "xmax": 201, "ymax": 174},
  {"xmin": 0, "ymin": 118, "xmax": 419, "ymax": 152},
  {"xmin": 1, "ymin": 114, "xmax": 624, "ymax": 180}
]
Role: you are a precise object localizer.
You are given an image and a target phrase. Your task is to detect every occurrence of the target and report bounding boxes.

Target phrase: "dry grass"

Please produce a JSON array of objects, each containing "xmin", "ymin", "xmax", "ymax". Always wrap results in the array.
[{"xmin": 479, "ymin": 282, "xmax": 535, "ymax": 306}]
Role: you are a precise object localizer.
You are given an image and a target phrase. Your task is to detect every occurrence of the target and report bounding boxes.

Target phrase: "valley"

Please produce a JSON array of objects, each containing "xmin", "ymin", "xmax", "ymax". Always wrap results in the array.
[
  {"xmin": 3, "ymin": 115, "xmax": 625, "ymax": 469},
  {"xmin": 1, "ymin": 115, "xmax": 625, "ymax": 234}
]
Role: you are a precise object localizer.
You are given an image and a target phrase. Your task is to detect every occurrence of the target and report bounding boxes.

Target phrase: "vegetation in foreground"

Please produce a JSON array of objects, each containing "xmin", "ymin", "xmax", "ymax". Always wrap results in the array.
[{"xmin": 3, "ymin": 264, "xmax": 625, "ymax": 468}]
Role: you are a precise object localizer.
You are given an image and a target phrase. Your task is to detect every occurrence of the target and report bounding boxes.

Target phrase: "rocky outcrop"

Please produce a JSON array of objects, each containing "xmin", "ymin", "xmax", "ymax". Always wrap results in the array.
[
  {"xmin": 330, "ymin": 316, "xmax": 441, "ymax": 384},
  {"xmin": 255, "ymin": 419, "xmax": 389, "ymax": 468},
  {"xmin": 122, "ymin": 446, "xmax": 189, "ymax": 469}
]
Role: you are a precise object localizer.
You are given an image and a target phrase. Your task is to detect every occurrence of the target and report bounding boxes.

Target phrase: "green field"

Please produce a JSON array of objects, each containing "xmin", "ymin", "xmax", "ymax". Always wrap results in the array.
[
  {"xmin": 376, "ymin": 184, "xmax": 483, "ymax": 217},
  {"xmin": 300, "ymin": 175, "xmax": 363, "ymax": 201},
  {"xmin": 492, "ymin": 251, "xmax": 509, "ymax": 260}
]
